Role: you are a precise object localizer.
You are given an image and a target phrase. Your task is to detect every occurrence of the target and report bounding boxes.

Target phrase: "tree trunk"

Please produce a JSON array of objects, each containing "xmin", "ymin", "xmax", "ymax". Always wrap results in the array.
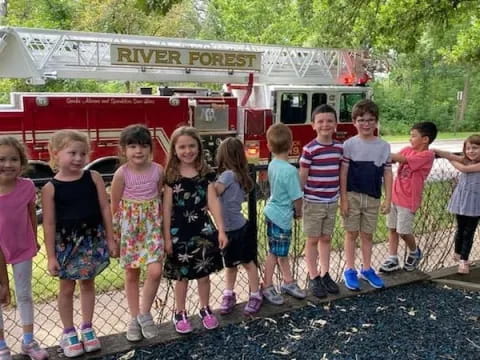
[{"xmin": 0, "ymin": 0, "xmax": 7, "ymax": 18}]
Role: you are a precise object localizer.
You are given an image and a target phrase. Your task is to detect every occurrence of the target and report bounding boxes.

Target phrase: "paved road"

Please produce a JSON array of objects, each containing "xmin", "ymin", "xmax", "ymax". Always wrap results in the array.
[{"xmin": 390, "ymin": 139, "xmax": 463, "ymax": 153}]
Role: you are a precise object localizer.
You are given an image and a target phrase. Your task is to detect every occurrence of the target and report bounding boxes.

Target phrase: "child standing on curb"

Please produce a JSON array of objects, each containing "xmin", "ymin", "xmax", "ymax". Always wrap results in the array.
[
  {"xmin": 216, "ymin": 138, "xmax": 262, "ymax": 316},
  {"xmin": 0, "ymin": 136, "xmax": 48, "ymax": 360},
  {"xmin": 380, "ymin": 122, "xmax": 437, "ymax": 273},
  {"xmin": 434, "ymin": 134, "xmax": 480, "ymax": 274},
  {"xmin": 42, "ymin": 130, "xmax": 115, "ymax": 358},
  {"xmin": 163, "ymin": 127, "xmax": 226, "ymax": 334},
  {"xmin": 299, "ymin": 105, "xmax": 342, "ymax": 298},
  {"xmin": 340, "ymin": 100, "xmax": 392, "ymax": 291},
  {"xmin": 111, "ymin": 125, "xmax": 164, "ymax": 342},
  {"xmin": 262, "ymin": 123, "xmax": 306, "ymax": 305}
]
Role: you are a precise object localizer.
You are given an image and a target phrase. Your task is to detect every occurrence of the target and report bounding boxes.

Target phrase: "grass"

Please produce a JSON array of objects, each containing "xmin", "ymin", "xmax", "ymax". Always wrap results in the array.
[{"xmin": 382, "ymin": 131, "xmax": 477, "ymax": 142}]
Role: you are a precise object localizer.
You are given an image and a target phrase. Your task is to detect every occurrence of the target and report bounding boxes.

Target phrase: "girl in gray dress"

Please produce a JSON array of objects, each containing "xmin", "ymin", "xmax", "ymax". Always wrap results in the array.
[{"xmin": 434, "ymin": 134, "xmax": 480, "ymax": 274}]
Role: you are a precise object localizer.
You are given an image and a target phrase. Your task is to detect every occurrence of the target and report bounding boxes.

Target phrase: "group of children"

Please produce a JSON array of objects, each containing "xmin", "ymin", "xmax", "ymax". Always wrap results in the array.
[{"xmin": 0, "ymin": 99, "xmax": 478, "ymax": 359}]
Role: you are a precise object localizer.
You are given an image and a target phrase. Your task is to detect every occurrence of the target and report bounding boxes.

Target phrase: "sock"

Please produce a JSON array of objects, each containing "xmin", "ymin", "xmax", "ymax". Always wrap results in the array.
[
  {"xmin": 0, "ymin": 339, "xmax": 7, "ymax": 349},
  {"xmin": 410, "ymin": 248, "xmax": 418, "ymax": 255},
  {"xmin": 63, "ymin": 327, "xmax": 76, "ymax": 334},
  {"xmin": 223, "ymin": 289, "xmax": 233, "ymax": 296},
  {"xmin": 80, "ymin": 322, "xmax": 92, "ymax": 330},
  {"xmin": 250, "ymin": 291, "xmax": 261, "ymax": 298},
  {"xmin": 23, "ymin": 332, "xmax": 34, "ymax": 345},
  {"xmin": 389, "ymin": 255, "xmax": 399, "ymax": 262}
]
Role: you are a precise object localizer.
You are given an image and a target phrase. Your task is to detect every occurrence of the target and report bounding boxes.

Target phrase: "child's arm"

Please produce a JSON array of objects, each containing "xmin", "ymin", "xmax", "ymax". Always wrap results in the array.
[
  {"xmin": 28, "ymin": 198, "xmax": 39, "ymax": 250},
  {"xmin": 450, "ymin": 160, "xmax": 480, "ymax": 173},
  {"xmin": 381, "ymin": 166, "xmax": 393, "ymax": 214},
  {"xmin": 299, "ymin": 167, "xmax": 308, "ymax": 190},
  {"xmin": 391, "ymin": 153, "xmax": 406, "ymax": 164},
  {"xmin": 207, "ymin": 183, "xmax": 228, "ymax": 250},
  {"xmin": 41, "ymin": 182, "xmax": 60, "ymax": 276},
  {"xmin": 339, "ymin": 162, "xmax": 349, "ymax": 217},
  {"xmin": 293, "ymin": 197, "xmax": 303, "ymax": 219},
  {"xmin": 433, "ymin": 149, "xmax": 464, "ymax": 162},
  {"xmin": 110, "ymin": 168, "xmax": 125, "ymax": 217},
  {"xmin": 91, "ymin": 171, "xmax": 118, "ymax": 258},
  {"xmin": 214, "ymin": 182, "xmax": 226, "ymax": 196},
  {"xmin": 0, "ymin": 247, "xmax": 10, "ymax": 306},
  {"xmin": 157, "ymin": 165, "xmax": 164, "ymax": 216},
  {"xmin": 163, "ymin": 185, "xmax": 173, "ymax": 255}
]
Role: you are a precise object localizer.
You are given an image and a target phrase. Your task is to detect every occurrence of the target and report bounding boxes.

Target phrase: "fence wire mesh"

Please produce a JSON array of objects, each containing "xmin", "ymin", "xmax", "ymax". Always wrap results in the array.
[{"xmin": 2, "ymin": 157, "xmax": 479, "ymax": 353}]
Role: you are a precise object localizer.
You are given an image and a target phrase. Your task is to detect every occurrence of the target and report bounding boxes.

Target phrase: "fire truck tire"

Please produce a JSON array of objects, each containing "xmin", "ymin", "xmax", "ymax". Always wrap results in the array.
[
  {"xmin": 26, "ymin": 161, "xmax": 54, "ymax": 180},
  {"xmin": 84, "ymin": 156, "xmax": 120, "ymax": 177}
]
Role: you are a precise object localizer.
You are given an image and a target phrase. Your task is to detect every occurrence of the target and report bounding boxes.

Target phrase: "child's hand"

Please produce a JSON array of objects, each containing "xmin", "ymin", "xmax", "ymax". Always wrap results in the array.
[
  {"xmin": 380, "ymin": 201, "xmax": 391, "ymax": 215},
  {"xmin": 0, "ymin": 284, "xmax": 11, "ymax": 306},
  {"xmin": 47, "ymin": 257, "xmax": 60, "ymax": 277},
  {"xmin": 108, "ymin": 240, "xmax": 119, "ymax": 258},
  {"xmin": 165, "ymin": 239, "xmax": 173, "ymax": 255},
  {"xmin": 294, "ymin": 209, "xmax": 303, "ymax": 219},
  {"xmin": 340, "ymin": 199, "xmax": 349, "ymax": 217},
  {"xmin": 218, "ymin": 231, "xmax": 228, "ymax": 250}
]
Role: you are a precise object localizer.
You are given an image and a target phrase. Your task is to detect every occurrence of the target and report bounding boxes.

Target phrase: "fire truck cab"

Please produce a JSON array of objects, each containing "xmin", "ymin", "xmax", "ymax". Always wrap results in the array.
[{"xmin": 0, "ymin": 27, "xmax": 374, "ymax": 178}]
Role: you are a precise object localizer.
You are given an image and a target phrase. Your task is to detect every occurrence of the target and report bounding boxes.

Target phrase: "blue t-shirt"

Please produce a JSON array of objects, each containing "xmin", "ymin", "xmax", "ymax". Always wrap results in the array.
[
  {"xmin": 264, "ymin": 158, "xmax": 303, "ymax": 230},
  {"xmin": 342, "ymin": 136, "xmax": 391, "ymax": 199},
  {"xmin": 217, "ymin": 170, "xmax": 247, "ymax": 232}
]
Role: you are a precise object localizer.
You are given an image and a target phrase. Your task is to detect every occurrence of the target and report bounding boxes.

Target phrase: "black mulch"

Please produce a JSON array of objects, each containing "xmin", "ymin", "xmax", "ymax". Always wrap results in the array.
[{"xmin": 99, "ymin": 283, "xmax": 480, "ymax": 360}]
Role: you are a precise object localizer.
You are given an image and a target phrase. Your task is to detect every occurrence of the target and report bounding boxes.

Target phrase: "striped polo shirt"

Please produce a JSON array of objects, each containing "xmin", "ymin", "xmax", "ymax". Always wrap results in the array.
[{"xmin": 300, "ymin": 139, "xmax": 343, "ymax": 203}]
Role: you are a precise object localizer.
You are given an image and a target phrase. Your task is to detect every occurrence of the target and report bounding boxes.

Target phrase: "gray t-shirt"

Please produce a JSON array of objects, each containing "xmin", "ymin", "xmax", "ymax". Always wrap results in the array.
[{"xmin": 218, "ymin": 170, "xmax": 247, "ymax": 232}]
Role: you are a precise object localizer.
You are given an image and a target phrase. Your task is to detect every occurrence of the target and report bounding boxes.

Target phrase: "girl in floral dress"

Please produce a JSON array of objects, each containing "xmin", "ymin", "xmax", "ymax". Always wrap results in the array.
[
  {"xmin": 111, "ymin": 125, "xmax": 164, "ymax": 342},
  {"xmin": 163, "ymin": 126, "xmax": 227, "ymax": 334}
]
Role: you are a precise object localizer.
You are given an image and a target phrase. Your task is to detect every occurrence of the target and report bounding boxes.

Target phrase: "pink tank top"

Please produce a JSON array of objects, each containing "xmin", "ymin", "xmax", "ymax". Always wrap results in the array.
[{"xmin": 122, "ymin": 163, "xmax": 163, "ymax": 201}]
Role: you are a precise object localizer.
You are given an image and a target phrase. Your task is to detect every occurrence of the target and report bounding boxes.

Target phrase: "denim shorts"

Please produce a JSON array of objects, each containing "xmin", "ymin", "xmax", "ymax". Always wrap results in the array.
[{"xmin": 266, "ymin": 217, "xmax": 292, "ymax": 257}]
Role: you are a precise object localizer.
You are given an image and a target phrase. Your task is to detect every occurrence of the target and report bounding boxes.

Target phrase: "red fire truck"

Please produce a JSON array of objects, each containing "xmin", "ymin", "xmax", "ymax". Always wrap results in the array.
[{"xmin": 0, "ymin": 27, "xmax": 375, "ymax": 179}]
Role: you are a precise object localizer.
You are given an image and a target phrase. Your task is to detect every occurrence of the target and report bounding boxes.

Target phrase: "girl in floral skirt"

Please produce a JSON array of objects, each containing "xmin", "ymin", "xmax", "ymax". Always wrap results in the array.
[
  {"xmin": 163, "ymin": 126, "xmax": 227, "ymax": 334},
  {"xmin": 111, "ymin": 125, "xmax": 164, "ymax": 342}
]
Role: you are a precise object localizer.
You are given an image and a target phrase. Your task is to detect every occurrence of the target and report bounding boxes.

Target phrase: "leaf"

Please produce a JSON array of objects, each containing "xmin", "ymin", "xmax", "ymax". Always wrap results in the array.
[
  {"xmin": 362, "ymin": 323, "xmax": 374, "ymax": 328},
  {"xmin": 429, "ymin": 313, "xmax": 437, "ymax": 320},
  {"xmin": 272, "ymin": 347, "xmax": 291, "ymax": 356},
  {"xmin": 310, "ymin": 319, "xmax": 327, "ymax": 327},
  {"xmin": 118, "ymin": 350, "xmax": 135, "ymax": 360}
]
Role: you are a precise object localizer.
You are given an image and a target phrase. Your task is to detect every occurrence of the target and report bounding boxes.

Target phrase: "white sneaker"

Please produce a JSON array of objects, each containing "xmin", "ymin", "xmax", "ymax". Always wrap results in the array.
[{"xmin": 60, "ymin": 330, "xmax": 84, "ymax": 358}]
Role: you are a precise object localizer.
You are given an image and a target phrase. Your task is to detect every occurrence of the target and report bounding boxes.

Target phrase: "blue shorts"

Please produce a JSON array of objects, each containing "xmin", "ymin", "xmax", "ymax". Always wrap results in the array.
[{"xmin": 266, "ymin": 217, "xmax": 291, "ymax": 257}]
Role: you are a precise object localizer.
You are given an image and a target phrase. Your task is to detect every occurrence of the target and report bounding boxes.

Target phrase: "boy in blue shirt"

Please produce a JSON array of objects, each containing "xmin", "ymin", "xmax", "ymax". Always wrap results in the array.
[{"xmin": 262, "ymin": 123, "xmax": 306, "ymax": 304}]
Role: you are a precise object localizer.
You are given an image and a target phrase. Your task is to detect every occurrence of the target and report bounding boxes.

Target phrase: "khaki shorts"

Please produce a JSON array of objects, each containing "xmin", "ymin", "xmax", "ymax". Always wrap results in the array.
[
  {"xmin": 342, "ymin": 192, "xmax": 381, "ymax": 234},
  {"xmin": 303, "ymin": 201, "xmax": 338, "ymax": 237},
  {"xmin": 387, "ymin": 204, "xmax": 415, "ymax": 235}
]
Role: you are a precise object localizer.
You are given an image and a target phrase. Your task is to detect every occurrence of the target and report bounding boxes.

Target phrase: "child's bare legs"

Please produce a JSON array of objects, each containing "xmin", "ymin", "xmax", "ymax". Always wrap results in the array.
[
  {"xmin": 59, "ymin": 279, "xmax": 76, "ymax": 329},
  {"xmin": 344, "ymin": 230, "xmax": 358, "ymax": 269},
  {"xmin": 305, "ymin": 236, "xmax": 320, "ymax": 279},
  {"xmin": 388, "ymin": 228, "xmax": 400, "ymax": 256},
  {"xmin": 174, "ymin": 280, "xmax": 188, "ymax": 312},
  {"xmin": 318, "ymin": 235, "xmax": 332, "ymax": 277},
  {"xmin": 243, "ymin": 261, "xmax": 260, "ymax": 293},
  {"xmin": 140, "ymin": 262, "xmax": 163, "ymax": 315},
  {"xmin": 263, "ymin": 252, "xmax": 277, "ymax": 288},
  {"xmin": 400, "ymin": 233, "xmax": 417, "ymax": 252},
  {"xmin": 79, "ymin": 279, "xmax": 95, "ymax": 325},
  {"xmin": 125, "ymin": 268, "xmax": 140, "ymax": 317},
  {"xmin": 277, "ymin": 256, "xmax": 293, "ymax": 284},
  {"xmin": 224, "ymin": 267, "xmax": 238, "ymax": 291},
  {"xmin": 360, "ymin": 232, "xmax": 373, "ymax": 269},
  {"xmin": 197, "ymin": 276, "xmax": 210, "ymax": 308}
]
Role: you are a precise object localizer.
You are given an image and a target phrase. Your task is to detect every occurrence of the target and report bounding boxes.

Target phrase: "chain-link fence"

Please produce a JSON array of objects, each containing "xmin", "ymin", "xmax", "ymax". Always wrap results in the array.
[{"xmin": 3, "ymin": 157, "xmax": 478, "ymax": 353}]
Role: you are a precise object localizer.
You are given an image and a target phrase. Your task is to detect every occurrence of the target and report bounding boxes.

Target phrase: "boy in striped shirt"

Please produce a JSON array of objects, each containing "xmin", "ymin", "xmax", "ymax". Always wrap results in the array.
[{"xmin": 299, "ymin": 105, "xmax": 342, "ymax": 298}]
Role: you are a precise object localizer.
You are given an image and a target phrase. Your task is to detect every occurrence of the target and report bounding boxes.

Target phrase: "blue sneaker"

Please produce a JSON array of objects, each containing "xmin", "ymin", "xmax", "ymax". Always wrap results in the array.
[
  {"xmin": 360, "ymin": 267, "xmax": 384, "ymax": 288},
  {"xmin": 404, "ymin": 248, "xmax": 422, "ymax": 272},
  {"xmin": 343, "ymin": 268, "xmax": 360, "ymax": 291}
]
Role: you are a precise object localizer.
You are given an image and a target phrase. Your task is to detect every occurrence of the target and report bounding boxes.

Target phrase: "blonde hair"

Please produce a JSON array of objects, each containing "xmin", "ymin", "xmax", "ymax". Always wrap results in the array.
[
  {"xmin": 464, "ymin": 134, "xmax": 480, "ymax": 163},
  {"xmin": 165, "ymin": 126, "xmax": 211, "ymax": 183},
  {"xmin": 0, "ymin": 136, "xmax": 29, "ymax": 174},
  {"xmin": 48, "ymin": 130, "xmax": 90, "ymax": 170},
  {"xmin": 216, "ymin": 137, "xmax": 253, "ymax": 193},
  {"xmin": 266, "ymin": 123, "xmax": 292, "ymax": 154}
]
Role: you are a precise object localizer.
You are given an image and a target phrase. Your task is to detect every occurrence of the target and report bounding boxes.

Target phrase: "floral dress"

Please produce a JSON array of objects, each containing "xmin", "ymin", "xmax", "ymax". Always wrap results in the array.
[{"xmin": 164, "ymin": 172, "xmax": 223, "ymax": 280}]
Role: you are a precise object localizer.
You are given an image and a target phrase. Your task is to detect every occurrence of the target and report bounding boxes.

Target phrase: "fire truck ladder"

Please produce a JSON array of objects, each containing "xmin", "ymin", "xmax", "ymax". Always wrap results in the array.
[{"xmin": 0, "ymin": 26, "xmax": 369, "ymax": 86}]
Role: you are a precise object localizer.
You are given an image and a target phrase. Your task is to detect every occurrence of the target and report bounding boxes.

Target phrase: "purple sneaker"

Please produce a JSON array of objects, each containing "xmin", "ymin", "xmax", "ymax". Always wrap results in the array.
[
  {"xmin": 173, "ymin": 311, "xmax": 192, "ymax": 334},
  {"xmin": 21, "ymin": 340, "xmax": 49, "ymax": 360},
  {"xmin": 244, "ymin": 294, "xmax": 263, "ymax": 316},
  {"xmin": 199, "ymin": 306, "xmax": 219, "ymax": 330},
  {"xmin": 220, "ymin": 292, "xmax": 236, "ymax": 315}
]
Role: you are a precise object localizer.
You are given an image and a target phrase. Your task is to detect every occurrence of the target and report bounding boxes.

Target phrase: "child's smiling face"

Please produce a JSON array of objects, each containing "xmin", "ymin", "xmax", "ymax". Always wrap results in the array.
[{"xmin": 0, "ymin": 145, "xmax": 22, "ymax": 184}]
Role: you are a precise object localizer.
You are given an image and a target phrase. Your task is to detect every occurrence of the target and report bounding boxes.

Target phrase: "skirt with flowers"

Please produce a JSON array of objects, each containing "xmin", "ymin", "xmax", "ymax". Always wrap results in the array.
[
  {"xmin": 114, "ymin": 198, "xmax": 164, "ymax": 269},
  {"xmin": 55, "ymin": 222, "xmax": 109, "ymax": 280}
]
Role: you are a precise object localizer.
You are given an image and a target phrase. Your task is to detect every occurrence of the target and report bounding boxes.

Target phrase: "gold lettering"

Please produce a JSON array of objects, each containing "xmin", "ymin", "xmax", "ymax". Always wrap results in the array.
[
  {"xmin": 155, "ymin": 50, "xmax": 168, "ymax": 64},
  {"xmin": 117, "ymin": 48, "xmax": 133, "ymax": 63},
  {"xmin": 189, "ymin": 51, "xmax": 201, "ymax": 65},
  {"xmin": 224, "ymin": 53, "xmax": 236, "ymax": 67},
  {"xmin": 236, "ymin": 54, "xmax": 246, "ymax": 67},
  {"xmin": 200, "ymin": 52, "xmax": 212, "ymax": 66},
  {"xmin": 245, "ymin": 54, "xmax": 257, "ymax": 68},
  {"xmin": 211, "ymin": 53, "xmax": 224, "ymax": 67},
  {"xmin": 169, "ymin": 51, "xmax": 181, "ymax": 65},
  {"xmin": 139, "ymin": 49, "xmax": 155, "ymax": 64}
]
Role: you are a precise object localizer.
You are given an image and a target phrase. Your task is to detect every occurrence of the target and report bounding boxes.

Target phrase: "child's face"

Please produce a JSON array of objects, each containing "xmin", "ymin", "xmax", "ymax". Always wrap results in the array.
[
  {"xmin": 55, "ymin": 140, "xmax": 89, "ymax": 174},
  {"xmin": 409, "ymin": 129, "xmax": 428, "ymax": 150},
  {"xmin": 0, "ymin": 145, "xmax": 22, "ymax": 183},
  {"xmin": 312, "ymin": 112, "xmax": 336, "ymax": 138},
  {"xmin": 125, "ymin": 143, "xmax": 151, "ymax": 166},
  {"xmin": 175, "ymin": 135, "xmax": 199, "ymax": 165},
  {"xmin": 465, "ymin": 142, "xmax": 480, "ymax": 162},
  {"xmin": 353, "ymin": 112, "xmax": 377, "ymax": 137}
]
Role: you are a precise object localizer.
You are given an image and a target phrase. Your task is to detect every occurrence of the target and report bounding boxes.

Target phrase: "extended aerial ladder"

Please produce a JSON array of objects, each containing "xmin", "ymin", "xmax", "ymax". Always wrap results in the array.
[{"xmin": 0, "ymin": 27, "xmax": 372, "ymax": 86}]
